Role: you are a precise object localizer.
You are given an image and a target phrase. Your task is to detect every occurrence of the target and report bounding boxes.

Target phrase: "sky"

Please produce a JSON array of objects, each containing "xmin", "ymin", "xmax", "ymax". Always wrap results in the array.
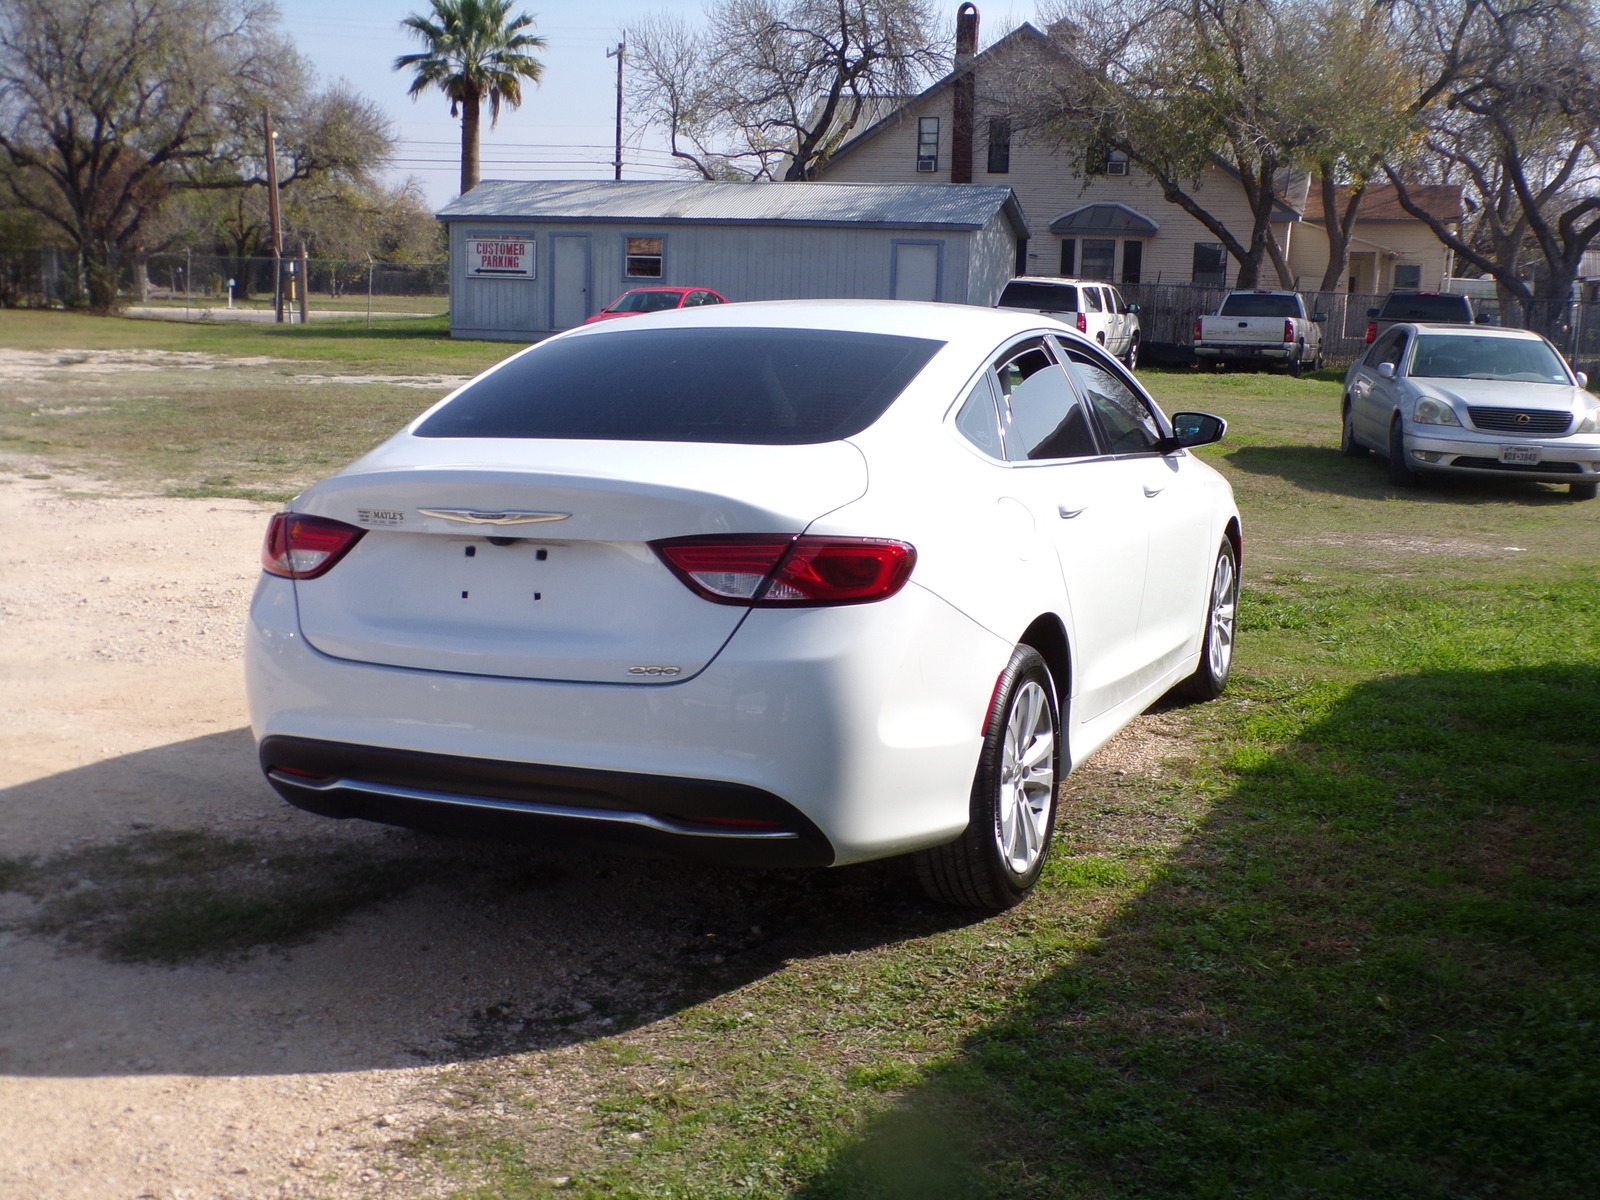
[
  {"xmin": 270, "ymin": 0, "xmax": 1033, "ymax": 210},
  {"xmin": 270, "ymin": 0, "xmax": 710, "ymax": 210}
]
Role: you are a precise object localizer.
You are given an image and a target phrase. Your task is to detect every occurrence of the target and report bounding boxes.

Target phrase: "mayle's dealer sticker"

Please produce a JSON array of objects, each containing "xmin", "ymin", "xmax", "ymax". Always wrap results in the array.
[{"xmin": 356, "ymin": 508, "xmax": 407, "ymax": 526}]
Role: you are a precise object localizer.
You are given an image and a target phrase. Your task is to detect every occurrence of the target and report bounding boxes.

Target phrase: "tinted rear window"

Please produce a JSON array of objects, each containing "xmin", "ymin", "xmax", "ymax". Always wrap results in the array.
[
  {"xmin": 415, "ymin": 327, "xmax": 944, "ymax": 444},
  {"xmin": 1218, "ymin": 293, "xmax": 1300, "ymax": 317},
  {"xmin": 1378, "ymin": 293, "xmax": 1473, "ymax": 322},
  {"xmin": 998, "ymin": 282, "xmax": 1079, "ymax": 311}
]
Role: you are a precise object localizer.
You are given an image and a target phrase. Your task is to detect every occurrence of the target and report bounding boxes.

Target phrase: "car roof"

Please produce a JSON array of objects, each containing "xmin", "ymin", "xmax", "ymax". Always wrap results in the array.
[
  {"xmin": 558, "ymin": 298, "xmax": 1075, "ymax": 345},
  {"xmin": 618, "ymin": 285, "xmax": 698, "ymax": 294},
  {"xmin": 1396, "ymin": 322, "xmax": 1544, "ymax": 341},
  {"xmin": 1005, "ymin": 276, "xmax": 1110, "ymax": 287}
]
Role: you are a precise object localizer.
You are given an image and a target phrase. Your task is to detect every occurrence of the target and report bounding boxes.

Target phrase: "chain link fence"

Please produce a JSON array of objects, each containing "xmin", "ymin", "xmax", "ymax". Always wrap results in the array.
[
  {"xmin": 0, "ymin": 248, "xmax": 448, "ymax": 317},
  {"xmin": 1121, "ymin": 281, "xmax": 1600, "ymax": 375}
]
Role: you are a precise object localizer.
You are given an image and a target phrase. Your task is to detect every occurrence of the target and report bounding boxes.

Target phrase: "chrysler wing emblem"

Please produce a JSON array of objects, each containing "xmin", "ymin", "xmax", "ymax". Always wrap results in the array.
[{"xmin": 417, "ymin": 508, "xmax": 572, "ymax": 526}]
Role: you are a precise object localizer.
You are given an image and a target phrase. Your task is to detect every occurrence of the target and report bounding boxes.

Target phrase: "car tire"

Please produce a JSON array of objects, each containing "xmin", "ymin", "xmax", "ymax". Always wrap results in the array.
[
  {"xmin": 915, "ymin": 645, "xmax": 1060, "ymax": 912},
  {"xmin": 1288, "ymin": 344, "xmax": 1305, "ymax": 377},
  {"xmin": 1172, "ymin": 540, "xmax": 1239, "ymax": 703},
  {"xmin": 1571, "ymin": 481, "xmax": 1598, "ymax": 500},
  {"xmin": 1340, "ymin": 400, "xmax": 1368, "ymax": 458},
  {"xmin": 1123, "ymin": 335, "xmax": 1140, "ymax": 372},
  {"xmin": 1387, "ymin": 417, "xmax": 1420, "ymax": 487}
]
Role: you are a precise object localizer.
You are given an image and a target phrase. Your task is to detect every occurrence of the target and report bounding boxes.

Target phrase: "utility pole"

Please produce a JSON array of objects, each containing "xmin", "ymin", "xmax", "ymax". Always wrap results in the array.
[
  {"xmin": 263, "ymin": 110, "xmax": 284, "ymax": 322},
  {"xmin": 606, "ymin": 41, "xmax": 625, "ymax": 180}
]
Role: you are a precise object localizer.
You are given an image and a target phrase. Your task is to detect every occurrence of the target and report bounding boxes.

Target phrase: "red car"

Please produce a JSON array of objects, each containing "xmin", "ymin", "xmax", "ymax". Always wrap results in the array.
[{"xmin": 582, "ymin": 286, "xmax": 728, "ymax": 324}]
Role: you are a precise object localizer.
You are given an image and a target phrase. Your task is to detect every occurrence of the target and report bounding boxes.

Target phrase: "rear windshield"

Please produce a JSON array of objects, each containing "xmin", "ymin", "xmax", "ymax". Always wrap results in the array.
[
  {"xmin": 998, "ymin": 282, "xmax": 1079, "ymax": 312},
  {"xmin": 1218, "ymin": 293, "xmax": 1301, "ymax": 317},
  {"xmin": 1378, "ymin": 293, "xmax": 1473, "ymax": 322},
  {"xmin": 414, "ymin": 327, "xmax": 944, "ymax": 444}
]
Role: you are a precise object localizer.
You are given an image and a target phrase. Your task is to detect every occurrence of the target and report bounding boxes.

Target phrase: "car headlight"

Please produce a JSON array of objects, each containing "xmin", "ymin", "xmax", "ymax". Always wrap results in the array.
[
  {"xmin": 1413, "ymin": 397, "xmax": 1461, "ymax": 426},
  {"xmin": 1576, "ymin": 398, "xmax": 1600, "ymax": 434}
]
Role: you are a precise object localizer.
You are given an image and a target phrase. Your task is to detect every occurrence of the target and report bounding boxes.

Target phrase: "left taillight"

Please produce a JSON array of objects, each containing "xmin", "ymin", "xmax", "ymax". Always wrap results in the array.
[
  {"xmin": 261, "ymin": 512, "xmax": 366, "ymax": 579},
  {"xmin": 652, "ymin": 534, "xmax": 916, "ymax": 607}
]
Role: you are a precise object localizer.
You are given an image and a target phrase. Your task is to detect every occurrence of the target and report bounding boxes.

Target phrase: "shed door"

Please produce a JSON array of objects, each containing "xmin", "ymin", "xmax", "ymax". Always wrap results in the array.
[
  {"xmin": 892, "ymin": 242, "xmax": 941, "ymax": 302},
  {"xmin": 550, "ymin": 234, "xmax": 591, "ymax": 329}
]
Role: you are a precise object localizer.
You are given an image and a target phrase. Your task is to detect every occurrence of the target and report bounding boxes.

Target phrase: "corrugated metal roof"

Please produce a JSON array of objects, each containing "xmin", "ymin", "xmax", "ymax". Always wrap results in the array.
[{"xmin": 437, "ymin": 179, "xmax": 1028, "ymax": 234}]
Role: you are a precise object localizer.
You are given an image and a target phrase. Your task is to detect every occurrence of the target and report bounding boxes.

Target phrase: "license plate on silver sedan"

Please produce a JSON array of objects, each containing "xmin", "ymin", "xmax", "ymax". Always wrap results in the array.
[{"xmin": 1499, "ymin": 445, "xmax": 1542, "ymax": 465}]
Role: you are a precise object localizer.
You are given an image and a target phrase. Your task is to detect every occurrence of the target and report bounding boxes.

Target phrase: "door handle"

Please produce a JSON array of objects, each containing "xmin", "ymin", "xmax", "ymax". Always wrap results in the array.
[
  {"xmin": 1057, "ymin": 503, "xmax": 1087, "ymax": 519},
  {"xmin": 1143, "ymin": 484, "xmax": 1165, "ymax": 498}
]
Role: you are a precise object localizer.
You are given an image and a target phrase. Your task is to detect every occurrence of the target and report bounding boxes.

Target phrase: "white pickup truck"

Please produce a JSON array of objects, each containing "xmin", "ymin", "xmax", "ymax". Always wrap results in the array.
[{"xmin": 1195, "ymin": 290, "xmax": 1327, "ymax": 375}]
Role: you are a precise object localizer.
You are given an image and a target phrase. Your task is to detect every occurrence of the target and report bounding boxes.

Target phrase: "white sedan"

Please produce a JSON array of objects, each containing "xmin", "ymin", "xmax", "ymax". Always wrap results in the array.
[
  {"xmin": 1342, "ymin": 322, "xmax": 1600, "ymax": 499},
  {"xmin": 246, "ymin": 300, "xmax": 1240, "ymax": 910}
]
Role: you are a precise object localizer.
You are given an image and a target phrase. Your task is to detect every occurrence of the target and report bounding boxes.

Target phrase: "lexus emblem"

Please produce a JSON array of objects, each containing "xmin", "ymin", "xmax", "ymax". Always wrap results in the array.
[{"xmin": 1515, "ymin": 413, "xmax": 1531, "ymax": 425}]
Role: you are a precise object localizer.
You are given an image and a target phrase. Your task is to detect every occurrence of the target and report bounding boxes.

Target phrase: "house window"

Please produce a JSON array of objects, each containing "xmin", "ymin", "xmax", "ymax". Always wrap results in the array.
[
  {"xmin": 1081, "ymin": 239, "xmax": 1115, "ymax": 281},
  {"xmin": 1393, "ymin": 263, "xmax": 1422, "ymax": 290},
  {"xmin": 1192, "ymin": 242, "xmax": 1227, "ymax": 287},
  {"xmin": 1121, "ymin": 240, "xmax": 1143, "ymax": 284},
  {"xmin": 917, "ymin": 117, "xmax": 940, "ymax": 172},
  {"xmin": 1105, "ymin": 150, "xmax": 1130, "ymax": 176},
  {"xmin": 625, "ymin": 236, "xmax": 663, "ymax": 278},
  {"xmin": 986, "ymin": 117, "xmax": 1011, "ymax": 174},
  {"xmin": 1059, "ymin": 238, "xmax": 1076, "ymax": 276}
]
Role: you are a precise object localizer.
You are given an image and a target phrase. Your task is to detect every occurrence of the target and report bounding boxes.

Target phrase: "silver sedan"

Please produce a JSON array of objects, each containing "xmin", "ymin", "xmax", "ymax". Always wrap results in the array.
[{"xmin": 1341, "ymin": 323, "xmax": 1600, "ymax": 499}]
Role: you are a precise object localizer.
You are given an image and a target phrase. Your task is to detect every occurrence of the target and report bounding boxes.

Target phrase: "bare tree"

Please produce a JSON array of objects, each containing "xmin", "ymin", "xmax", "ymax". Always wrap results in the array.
[
  {"xmin": 627, "ymin": 0, "xmax": 948, "ymax": 182},
  {"xmin": 0, "ymin": 0, "xmax": 390, "ymax": 311},
  {"xmin": 1384, "ymin": 0, "xmax": 1600, "ymax": 328}
]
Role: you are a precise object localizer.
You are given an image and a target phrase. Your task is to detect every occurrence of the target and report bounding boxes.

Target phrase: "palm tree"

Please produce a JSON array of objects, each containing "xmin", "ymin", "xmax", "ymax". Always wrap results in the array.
[{"xmin": 395, "ymin": 0, "xmax": 547, "ymax": 195}]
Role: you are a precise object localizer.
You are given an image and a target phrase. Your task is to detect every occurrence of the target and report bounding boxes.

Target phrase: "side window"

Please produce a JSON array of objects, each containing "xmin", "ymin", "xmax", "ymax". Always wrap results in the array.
[
  {"xmin": 1057, "ymin": 342, "xmax": 1163, "ymax": 455},
  {"xmin": 953, "ymin": 374, "xmax": 1003, "ymax": 459},
  {"xmin": 1108, "ymin": 287, "xmax": 1128, "ymax": 315},
  {"xmin": 1370, "ymin": 328, "xmax": 1409, "ymax": 368},
  {"xmin": 1084, "ymin": 288, "xmax": 1104, "ymax": 313},
  {"xmin": 684, "ymin": 290, "xmax": 716, "ymax": 307},
  {"xmin": 994, "ymin": 341, "xmax": 1098, "ymax": 461}
]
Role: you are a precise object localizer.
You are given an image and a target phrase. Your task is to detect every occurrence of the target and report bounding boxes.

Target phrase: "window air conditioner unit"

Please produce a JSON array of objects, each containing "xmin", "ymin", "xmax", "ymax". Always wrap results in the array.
[
  {"xmin": 916, "ymin": 159, "xmax": 938, "ymax": 173},
  {"xmin": 1106, "ymin": 160, "xmax": 1129, "ymax": 176}
]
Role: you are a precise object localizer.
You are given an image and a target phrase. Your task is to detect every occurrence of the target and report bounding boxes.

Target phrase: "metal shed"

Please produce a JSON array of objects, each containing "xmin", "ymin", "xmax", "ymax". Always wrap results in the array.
[{"xmin": 436, "ymin": 179, "xmax": 1030, "ymax": 340}]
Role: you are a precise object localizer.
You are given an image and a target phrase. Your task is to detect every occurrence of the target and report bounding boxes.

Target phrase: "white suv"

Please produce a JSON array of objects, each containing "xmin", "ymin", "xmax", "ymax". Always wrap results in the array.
[{"xmin": 996, "ymin": 277, "xmax": 1143, "ymax": 369}]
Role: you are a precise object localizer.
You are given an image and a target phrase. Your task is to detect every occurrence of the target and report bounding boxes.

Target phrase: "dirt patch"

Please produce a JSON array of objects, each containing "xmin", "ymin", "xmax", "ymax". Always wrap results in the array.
[
  {"xmin": 0, "ymin": 349, "xmax": 278, "ymax": 383},
  {"xmin": 291, "ymin": 373, "xmax": 475, "ymax": 390}
]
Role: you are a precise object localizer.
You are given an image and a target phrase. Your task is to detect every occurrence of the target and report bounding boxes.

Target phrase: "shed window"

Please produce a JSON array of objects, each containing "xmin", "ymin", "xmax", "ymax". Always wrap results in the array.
[
  {"xmin": 625, "ymin": 237, "xmax": 663, "ymax": 278},
  {"xmin": 917, "ymin": 117, "xmax": 940, "ymax": 172}
]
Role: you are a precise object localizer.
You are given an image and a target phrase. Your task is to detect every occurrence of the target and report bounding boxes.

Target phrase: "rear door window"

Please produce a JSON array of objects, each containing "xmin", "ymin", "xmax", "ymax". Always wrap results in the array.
[{"xmin": 993, "ymin": 339, "xmax": 1099, "ymax": 461}]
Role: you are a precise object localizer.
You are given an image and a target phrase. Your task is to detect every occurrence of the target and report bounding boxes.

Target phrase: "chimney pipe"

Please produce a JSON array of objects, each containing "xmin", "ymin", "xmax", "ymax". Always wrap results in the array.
[{"xmin": 952, "ymin": 4, "xmax": 979, "ymax": 183}]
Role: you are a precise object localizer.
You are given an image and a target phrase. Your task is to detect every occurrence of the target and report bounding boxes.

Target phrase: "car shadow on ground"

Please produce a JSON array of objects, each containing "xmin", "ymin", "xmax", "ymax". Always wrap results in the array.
[
  {"xmin": 796, "ymin": 662, "xmax": 1600, "ymax": 1197},
  {"xmin": 0, "ymin": 733, "xmax": 969, "ymax": 1079},
  {"xmin": 1222, "ymin": 443, "xmax": 1587, "ymax": 505}
]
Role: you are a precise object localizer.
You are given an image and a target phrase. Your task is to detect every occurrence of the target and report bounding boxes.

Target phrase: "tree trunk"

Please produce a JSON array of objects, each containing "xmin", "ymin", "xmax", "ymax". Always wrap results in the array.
[
  {"xmin": 1318, "ymin": 171, "xmax": 1366, "ymax": 294},
  {"xmin": 460, "ymin": 92, "xmax": 481, "ymax": 196}
]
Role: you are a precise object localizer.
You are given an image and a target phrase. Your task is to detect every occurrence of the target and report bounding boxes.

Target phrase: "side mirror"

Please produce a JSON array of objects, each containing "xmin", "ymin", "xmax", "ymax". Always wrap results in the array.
[
  {"xmin": 1156, "ymin": 411, "xmax": 1227, "ymax": 454},
  {"xmin": 1376, "ymin": 362, "xmax": 1396, "ymax": 379},
  {"xmin": 1577, "ymin": 371, "xmax": 1589, "ymax": 388},
  {"xmin": 1367, "ymin": 307, "xmax": 1381, "ymax": 318},
  {"xmin": 1126, "ymin": 303, "xmax": 1142, "ymax": 314},
  {"xmin": 1475, "ymin": 314, "xmax": 1495, "ymax": 325},
  {"xmin": 1311, "ymin": 312, "xmax": 1327, "ymax": 323}
]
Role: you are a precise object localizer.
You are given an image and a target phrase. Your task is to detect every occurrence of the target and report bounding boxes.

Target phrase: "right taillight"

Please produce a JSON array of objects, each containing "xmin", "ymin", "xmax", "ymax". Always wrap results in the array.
[
  {"xmin": 652, "ymin": 534, "xmax": 916, "ymax": 607},
  {"xmin": 1365, "ymin": 322, "xmax": 1377, "ymax": 343},
  {"xmin": 261, "ymin": 512, "xmax": 366, "ymax": 579}
]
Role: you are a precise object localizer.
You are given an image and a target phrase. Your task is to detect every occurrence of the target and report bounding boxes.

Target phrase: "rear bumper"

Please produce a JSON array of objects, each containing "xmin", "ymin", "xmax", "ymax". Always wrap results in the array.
[
  {"xmin": 1195, "ymin": 344, "xmax": 1294, "ymax": 361},
  {"xmin": 246, "ymin": 574, "xmax": 1011, "ymax": 865},
  {"xmin": 261, "ymin": 736, "xmax": 834, "ymax": 867}
]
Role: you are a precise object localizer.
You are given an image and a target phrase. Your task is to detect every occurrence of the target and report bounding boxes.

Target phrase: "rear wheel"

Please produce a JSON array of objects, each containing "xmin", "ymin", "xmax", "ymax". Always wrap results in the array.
[
  {"xmin": 1387, "ymin": 417, "xmax": 1420, "ymax": 487},
  {"xmin": 1287, "ymin": 344, "xmax": 1306, "ymax": 377},
  {"xmin": 1340, "ymin": 400, "xmax": 1368, "ymax": 458},
  {"xmin": 1572, "ymin": 481, "xmax": 1598, "ymax": 500},
  {"xmin": 915, "ymin": 645, "xmax": 1060, "ymax": 912},
  {"xmin": 1123, "ymin": 334, "xmax": 1141, "ymax": 372},
  {"xmin": 1173, "ymin": 541, "xmax": 1238, "ymax": 703}
]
